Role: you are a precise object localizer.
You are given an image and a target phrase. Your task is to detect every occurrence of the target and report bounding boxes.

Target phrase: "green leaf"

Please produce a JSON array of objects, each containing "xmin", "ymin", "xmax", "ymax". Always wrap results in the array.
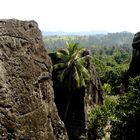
[
  {"xmin": 53, "ymin": 63, "xmax": 66, "ymax": 69},
  {"xmin": 73, "ymin": 66, "xmax": 81, "ymax": 88}
]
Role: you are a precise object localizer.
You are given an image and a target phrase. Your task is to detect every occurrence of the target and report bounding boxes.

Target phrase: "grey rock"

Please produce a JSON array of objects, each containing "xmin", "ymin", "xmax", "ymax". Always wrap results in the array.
[
  {"xmin": 123, "ymin": 31, "xmax": 140, "ymax": 91},
  {"xmin": 0, "ymin": 19, "xmax": 68, "ymax": 140}
]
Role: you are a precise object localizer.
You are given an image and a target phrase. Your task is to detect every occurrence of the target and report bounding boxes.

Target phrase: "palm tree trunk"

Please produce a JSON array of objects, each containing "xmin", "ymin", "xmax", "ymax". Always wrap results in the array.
[{"xmin": 63, "ymin": 89, "xmax": 72, "ymax": 122}]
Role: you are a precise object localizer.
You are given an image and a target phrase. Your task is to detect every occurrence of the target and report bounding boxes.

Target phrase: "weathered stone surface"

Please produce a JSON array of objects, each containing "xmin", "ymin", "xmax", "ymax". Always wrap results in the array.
[
  {"xmin": 0, "ymin": 19, "xmax": 68, "ymax": 140},
  {"xmin": 85, "ymin": 50, "xmax": 103, "ymax": 112},
  {"xmin": 123, "ymin": 32, "xmax": 140, "ymax": 90},
  {"xmin": 50, "ymin": 50, "xmax": 103, "ymax": 140}
]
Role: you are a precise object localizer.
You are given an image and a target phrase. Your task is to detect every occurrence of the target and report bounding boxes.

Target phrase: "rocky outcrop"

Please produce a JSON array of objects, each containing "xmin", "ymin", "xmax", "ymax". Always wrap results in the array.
[
  {"xmin": 0, "ymin": 19, "xmax": 68, "ymax": 140},
  {"xmin": 123, "ymin": 32, "xmax": 140, "ymax": 90},
  {"xmin": 50, "ymin": 51, "xmax": 104, "ymax": 140}
]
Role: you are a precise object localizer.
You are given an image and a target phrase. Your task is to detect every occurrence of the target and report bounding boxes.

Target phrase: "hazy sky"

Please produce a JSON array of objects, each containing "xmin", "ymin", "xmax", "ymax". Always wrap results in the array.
[{"xmin": 0, "ymin": 0, "xmax": 140, "ymax": 33}]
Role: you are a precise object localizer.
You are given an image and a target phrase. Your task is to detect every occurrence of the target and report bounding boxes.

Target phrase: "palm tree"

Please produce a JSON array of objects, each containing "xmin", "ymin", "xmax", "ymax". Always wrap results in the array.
[
  {"xmin": 54, "ymin": 42, "xmax": 90, "ymax": 88},
  {"xmin": 53, "ymin": 42, "xmax": 91, "ymax": 121}
]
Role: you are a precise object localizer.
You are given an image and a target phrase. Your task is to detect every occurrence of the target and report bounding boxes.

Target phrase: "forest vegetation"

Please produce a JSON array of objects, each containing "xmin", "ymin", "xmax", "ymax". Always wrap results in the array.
[{"xmin": 43, "ymin": 32, "xmax": 140, "ymax": 139}]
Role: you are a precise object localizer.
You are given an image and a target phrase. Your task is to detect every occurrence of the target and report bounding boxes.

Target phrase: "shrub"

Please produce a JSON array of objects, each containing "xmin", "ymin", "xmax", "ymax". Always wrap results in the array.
[{"xmin": 88, "ymin": 96, "xmax": 118, "ymax": 140}]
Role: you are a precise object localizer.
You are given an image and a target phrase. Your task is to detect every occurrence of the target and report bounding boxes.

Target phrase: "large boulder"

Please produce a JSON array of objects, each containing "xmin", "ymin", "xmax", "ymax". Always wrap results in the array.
[
  {"xmin": 123, "ymin": 32, "xmax": 140, "ymax": 90},
  {"xmin": 0, "ymin": 19, "xmax": 68, "ymax": 140}
]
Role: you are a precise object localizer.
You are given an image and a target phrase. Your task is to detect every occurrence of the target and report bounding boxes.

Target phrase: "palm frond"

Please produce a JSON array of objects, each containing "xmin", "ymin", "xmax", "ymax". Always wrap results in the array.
[
  {"xmin": 58, "ymin": 68, "xmax": 68, "ymax": 82},
  {"xmin": 79, "ymin": 72, "xmax": 86, "ymax": 87},
  {"xmin": 53, "ymin": 63, "xmax": 67, "ymax": 70},
  {"xmin": 58, "ymin": 49, "xmax": 69, "ymax": 56},
  {"xmin": 77, "ymin": 63, "xmax": 90, "ymax": 80},
  {"xmin": 67, "ymin": 42, "xmax": 79, "ymax": 56},
  {"xmin": 72, "ymin": 47, "xmax": 86, "ymax": 60},
  {"xmin": 56, "ymin": 51, "xmax": 67, "ymax": 59},
  {"xmin": 73, "ymin": 66, "xmax": 81, "ymax": 88},
  {"xmin": 78, "ymin": 55, "xmax": 92, "ymax": 61},
  {"xmin": 59, "ymin": 72, "xmax": 65, "ymax": 83}
]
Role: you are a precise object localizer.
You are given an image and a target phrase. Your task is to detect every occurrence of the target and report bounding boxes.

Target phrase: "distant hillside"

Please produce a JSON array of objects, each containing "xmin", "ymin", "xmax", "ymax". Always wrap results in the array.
[
  {"xmin": 42, "ymin": 31, "xmax": 108, "ymax": 36},
  {"xmin": 43, "ymin": 32, "xmax": 134, "ymax": 52}
]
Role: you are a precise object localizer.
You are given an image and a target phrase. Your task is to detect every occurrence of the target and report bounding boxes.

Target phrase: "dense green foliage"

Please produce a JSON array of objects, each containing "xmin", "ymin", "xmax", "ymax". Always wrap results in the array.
[
  {"xmin": 88, "ymin": 76, "xmax": 140, "ymax": 140},
  {"xmin": 88, "ymin": 96, "xmax": 118, "ymax": 140},
  {"xmin": 45, "ymin": 32, "xmax": 140, "ymax": 139},
  {"xmin": 44, "ymin": 32, "xmax": 133, "ymax": 53},
  {"xmin": 44, "ymin": 32, "xmax": 133, "ymax": 94},
  {"xmin": 88, "ymin": 76, "xmax": 140, "ymax": 139},
  {"xmin": 92, "ymin": 45, "xmax": 131, "ymax": 94},
  {"xmin": 111, "ymin": 76, "xmax": 140, "ymax": 140}
]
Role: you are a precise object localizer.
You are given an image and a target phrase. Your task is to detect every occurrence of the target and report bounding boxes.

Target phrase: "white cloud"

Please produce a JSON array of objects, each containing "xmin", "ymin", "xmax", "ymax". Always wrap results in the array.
[{"xmin": 0, "ymin": 0, "xmax": 140, "ymax": 33}]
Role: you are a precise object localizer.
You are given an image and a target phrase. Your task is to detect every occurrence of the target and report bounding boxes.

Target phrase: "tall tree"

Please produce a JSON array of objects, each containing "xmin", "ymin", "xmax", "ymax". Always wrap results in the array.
[{"xmin": 53, "ymin": 42, "xmax": 91, "ymax": 121}]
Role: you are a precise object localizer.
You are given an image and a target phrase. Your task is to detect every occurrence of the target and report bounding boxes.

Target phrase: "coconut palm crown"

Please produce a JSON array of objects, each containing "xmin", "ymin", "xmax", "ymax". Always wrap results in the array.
[{"xmin": 53, "ymin": 42, "xmax": 91, "ymax": 89}]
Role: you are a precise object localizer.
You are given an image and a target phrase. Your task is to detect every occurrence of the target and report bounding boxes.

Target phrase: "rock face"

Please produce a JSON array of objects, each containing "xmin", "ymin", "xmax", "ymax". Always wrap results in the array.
[
  {"xmin": 50, "ymin": 51, "xmax": 104, "ymax": 140},
  {"xmin": 123, "ymin": 32, "xmax": 140, "ymax": 90},
  {"xmin": 0, "ymin": 19, "xmax": 68, "ymax": 140}
]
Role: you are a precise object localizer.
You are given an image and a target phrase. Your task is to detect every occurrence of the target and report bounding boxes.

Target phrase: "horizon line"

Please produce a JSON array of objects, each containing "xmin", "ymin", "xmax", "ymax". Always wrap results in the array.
[{"xmin": 42, "ymin": 30, "xmax": 135, "ymax": 36}]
